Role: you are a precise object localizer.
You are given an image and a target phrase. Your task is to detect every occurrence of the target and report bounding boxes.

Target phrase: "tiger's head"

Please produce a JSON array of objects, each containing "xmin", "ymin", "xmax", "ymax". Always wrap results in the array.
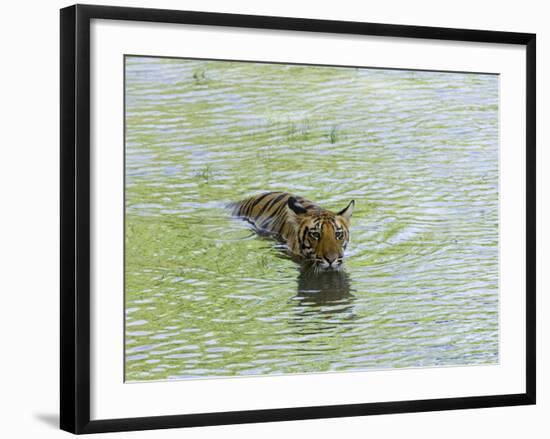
[{"xmin": 288, "ymin": 197, "xmax": 354, "ymax": 270}]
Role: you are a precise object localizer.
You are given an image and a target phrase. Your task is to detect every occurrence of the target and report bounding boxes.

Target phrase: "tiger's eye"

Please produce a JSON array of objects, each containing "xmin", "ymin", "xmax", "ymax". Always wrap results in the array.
[
  {"xmin": 335, "ymin": 231, "xmax": 344, "ymax": 240},
  {"xmin": 309, "ymin": 231, "xmax": 320, "ymax": 240}
]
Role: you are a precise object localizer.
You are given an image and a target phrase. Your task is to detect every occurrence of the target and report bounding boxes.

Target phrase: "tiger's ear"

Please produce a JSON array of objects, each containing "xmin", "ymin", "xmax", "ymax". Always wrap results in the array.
[
  {"xmin": 288, "ymin": 197, "xmax": 307, "ymax": 215},
  {"xmin": 337, "ymin": 200, "xmax": 354, "ymax": 220}
]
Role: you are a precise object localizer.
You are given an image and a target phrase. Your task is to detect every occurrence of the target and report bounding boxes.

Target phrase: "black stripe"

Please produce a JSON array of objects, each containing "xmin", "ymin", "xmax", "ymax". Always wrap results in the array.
[
  {"xmin": 237, "ymin": 198, "xmax": 252, "ymax": 217},
  {"xmin": 267, "ymin": 196, "xmax": 290, "ymax": 233},
  {"xmin": 258, "ymin": 194, "xmax": 288, "ymax": 229},
  {"xmin": 268, "ymin": 193, "xmax": 288, "ymax": 213},
  {"xmin": 249, "ymin": 192, "xmax": 275, "ymax": 213},
  {"xmin": 258, "ymin": 192, "xmax": 287, "ymax": 218},
  {"xmin": 258, "ymin": 216, "xmax": 274, "ymax": 230},
  {"xmin": 301, "ymin": 226, "xmax": 309, "ymax": 245}
]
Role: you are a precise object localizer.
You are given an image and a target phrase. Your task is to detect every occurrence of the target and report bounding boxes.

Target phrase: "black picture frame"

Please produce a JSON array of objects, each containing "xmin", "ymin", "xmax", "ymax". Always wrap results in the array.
[{"xmin": 60, "ymin": 4, "xmax": 536, "ymax": 434}]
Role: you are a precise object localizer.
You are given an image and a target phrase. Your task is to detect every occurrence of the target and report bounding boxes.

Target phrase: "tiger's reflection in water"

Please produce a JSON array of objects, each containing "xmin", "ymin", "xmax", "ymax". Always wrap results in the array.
[{"xmin": 291, "ymin": 263, "xmax": 356, "ymax": 322}]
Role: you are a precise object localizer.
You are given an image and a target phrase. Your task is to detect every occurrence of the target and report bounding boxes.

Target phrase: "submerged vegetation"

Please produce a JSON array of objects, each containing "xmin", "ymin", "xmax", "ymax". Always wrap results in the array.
[{"xmin": 192, "ymin": 68, "xmax": 208, "ymax": 84}]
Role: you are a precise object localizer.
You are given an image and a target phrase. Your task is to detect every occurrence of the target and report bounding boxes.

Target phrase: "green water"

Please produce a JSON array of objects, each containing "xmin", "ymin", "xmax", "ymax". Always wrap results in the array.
[{"xmin": 125, "ymin": 56, "xmax": 499, "ymax": 381}]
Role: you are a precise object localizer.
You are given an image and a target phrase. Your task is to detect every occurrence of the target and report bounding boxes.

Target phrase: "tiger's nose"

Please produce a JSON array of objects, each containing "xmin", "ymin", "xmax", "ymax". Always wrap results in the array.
[{"xmin": 325, "ymin": 256, "xmax": 337, "ymax": 266}]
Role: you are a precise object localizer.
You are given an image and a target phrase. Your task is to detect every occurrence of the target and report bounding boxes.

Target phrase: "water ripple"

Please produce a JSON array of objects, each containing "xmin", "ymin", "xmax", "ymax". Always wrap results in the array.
[{"xmin": 124, "ymin": 56, "xmax": 499, "ymax": 381}]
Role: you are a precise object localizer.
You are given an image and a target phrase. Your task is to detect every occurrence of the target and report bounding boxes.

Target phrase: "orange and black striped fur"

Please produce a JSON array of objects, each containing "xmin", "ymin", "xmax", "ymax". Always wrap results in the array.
[{"xmin": 229, "ymin": 192, "xmax": 354, "ymax": 270}]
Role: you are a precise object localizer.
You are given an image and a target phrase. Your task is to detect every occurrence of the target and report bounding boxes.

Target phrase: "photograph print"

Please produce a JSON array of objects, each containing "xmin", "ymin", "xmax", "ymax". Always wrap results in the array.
[{"xmin": 124, "ymin": 55, "xmax": 499, "ymax": 382}]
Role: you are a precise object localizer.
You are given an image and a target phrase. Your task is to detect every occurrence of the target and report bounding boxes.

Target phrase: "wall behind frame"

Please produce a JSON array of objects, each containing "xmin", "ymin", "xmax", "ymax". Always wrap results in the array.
[{"xmin": 0, "ymin": 0, "xmax": 545, "ymax": 437}]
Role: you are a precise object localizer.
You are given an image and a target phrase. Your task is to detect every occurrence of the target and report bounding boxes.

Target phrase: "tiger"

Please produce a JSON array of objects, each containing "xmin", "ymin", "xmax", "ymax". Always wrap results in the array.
[{"xmin": 229, "ymin": 192, "xmax": 354, "ymax": 270}]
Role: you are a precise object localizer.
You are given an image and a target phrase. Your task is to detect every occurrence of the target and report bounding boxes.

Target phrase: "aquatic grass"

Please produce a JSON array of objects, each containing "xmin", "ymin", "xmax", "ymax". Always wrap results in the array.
[
  {"xmin": 282, "ymin": 118, "xmax": 313, "ymax": 141},
  {"xmin": 193, "ymin": 164, "xmax": 214, "ymax": 184},
  {"xmin": 328, "ymin": 125, "xmax": 339, "ymax": 144},
  {"xmin": 192, "ymin": 68, "xmax": 208, "ymax": 84}
]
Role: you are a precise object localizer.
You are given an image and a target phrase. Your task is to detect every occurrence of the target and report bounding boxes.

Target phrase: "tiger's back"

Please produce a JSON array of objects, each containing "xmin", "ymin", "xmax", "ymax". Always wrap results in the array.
[{"xmin": 230, "ymin": 191, "xmax": 319, "ymax": 239}]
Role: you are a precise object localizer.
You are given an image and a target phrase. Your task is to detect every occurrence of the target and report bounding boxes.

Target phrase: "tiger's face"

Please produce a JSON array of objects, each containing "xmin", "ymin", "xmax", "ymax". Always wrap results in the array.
[{"xmin": 288, "ymin": 198, "xmax": 354, "ymax": 270}]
